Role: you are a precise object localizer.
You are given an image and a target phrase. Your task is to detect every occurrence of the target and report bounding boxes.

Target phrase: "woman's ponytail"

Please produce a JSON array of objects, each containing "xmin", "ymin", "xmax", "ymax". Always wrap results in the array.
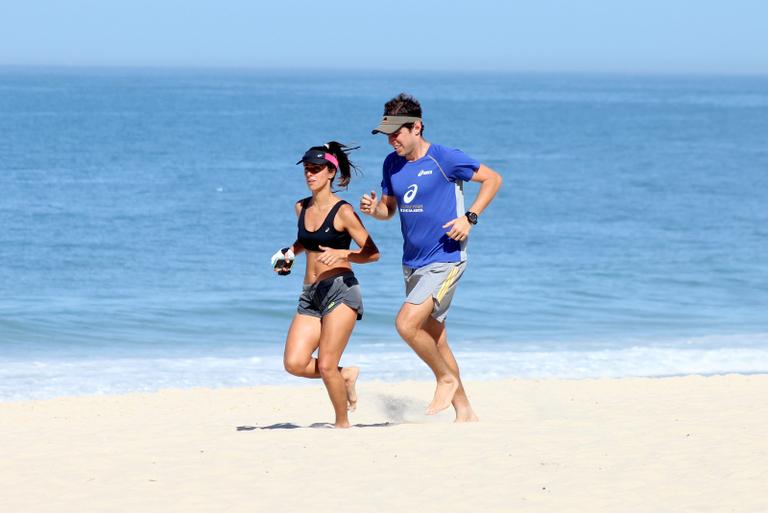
[{"xmin": 324, "ymin": 141, "xmax": 360, "ymax": 189}]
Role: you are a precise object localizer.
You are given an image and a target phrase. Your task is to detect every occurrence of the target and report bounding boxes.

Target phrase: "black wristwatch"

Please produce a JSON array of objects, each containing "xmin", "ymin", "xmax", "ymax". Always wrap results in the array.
[{"xmin": 465, "ymin": 211, "xmax": 478, "ymax": 225}]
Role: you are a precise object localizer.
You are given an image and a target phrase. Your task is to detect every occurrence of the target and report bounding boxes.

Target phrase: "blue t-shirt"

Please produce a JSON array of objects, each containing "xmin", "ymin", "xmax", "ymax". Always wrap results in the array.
[{"xmin": 381, "ymin": 143, "xmax": 479, "ymax": 268}]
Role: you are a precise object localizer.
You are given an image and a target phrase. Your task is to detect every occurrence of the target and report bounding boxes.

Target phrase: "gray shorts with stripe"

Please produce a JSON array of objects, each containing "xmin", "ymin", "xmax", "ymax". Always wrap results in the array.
[{"xmin": 403, "ymin": 261, "xmax": 466, "ymax": 322}]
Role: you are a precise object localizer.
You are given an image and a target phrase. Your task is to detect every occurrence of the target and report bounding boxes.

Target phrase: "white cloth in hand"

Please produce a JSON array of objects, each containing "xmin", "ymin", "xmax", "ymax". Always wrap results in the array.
[{"xmin": 270, "ymin": 248, "xmax": 295, "ymax": 269}]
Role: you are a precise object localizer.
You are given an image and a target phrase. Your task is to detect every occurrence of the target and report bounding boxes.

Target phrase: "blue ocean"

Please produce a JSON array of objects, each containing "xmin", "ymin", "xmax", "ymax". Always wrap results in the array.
[{"xmin": 2, "ymin": 68, "xmax": 767, "ymax": 401}]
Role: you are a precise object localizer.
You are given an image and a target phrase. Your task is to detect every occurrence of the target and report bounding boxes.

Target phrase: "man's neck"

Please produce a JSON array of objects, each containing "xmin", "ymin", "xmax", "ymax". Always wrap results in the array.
[{"xmin": 405, "ymin": 139, "xmax": 430, "ymax": 161}]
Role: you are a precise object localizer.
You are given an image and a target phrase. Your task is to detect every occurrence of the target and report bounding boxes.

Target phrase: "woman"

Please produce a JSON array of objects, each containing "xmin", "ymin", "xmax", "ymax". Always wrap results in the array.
[{"xmin": 272, "ymin": 141, "xmax": 380, "ymax": 428}]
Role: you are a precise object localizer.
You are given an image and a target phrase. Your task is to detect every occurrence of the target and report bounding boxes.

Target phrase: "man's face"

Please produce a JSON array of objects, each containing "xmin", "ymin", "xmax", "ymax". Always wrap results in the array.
[{"xmin": 387, "ymin": 122, "xmax": 421, "ymax": 158}]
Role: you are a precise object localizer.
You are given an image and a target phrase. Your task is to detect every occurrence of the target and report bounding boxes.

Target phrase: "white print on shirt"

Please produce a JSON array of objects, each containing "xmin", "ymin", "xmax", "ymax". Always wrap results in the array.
[
  {"xmin": 403, "ymin": 184, "xmax": 418, "ymax": 204},
  {"xmin": 417, "ymin": 169, "xmax": 433, "ymax": 177}
]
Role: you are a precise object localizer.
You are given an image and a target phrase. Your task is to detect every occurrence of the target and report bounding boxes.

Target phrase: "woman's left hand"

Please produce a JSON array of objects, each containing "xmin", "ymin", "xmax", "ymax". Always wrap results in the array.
[{"xmin": 316, "ymin": 246, "xmax": 350, "ymax": 266}]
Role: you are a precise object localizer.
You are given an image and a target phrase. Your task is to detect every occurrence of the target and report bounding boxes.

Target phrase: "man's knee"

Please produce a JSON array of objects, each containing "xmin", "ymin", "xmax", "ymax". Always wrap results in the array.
[
  {"xmin": 397, "ymin": 299, "xmax": 435, "ymax": 340},
  {"xmin": 395, "ymin": 313, "xmax": 418, "ymax": 341}
]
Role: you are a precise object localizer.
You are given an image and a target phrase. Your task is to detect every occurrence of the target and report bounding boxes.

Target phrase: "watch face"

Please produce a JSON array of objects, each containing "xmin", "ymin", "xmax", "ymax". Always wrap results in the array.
[{"xmin": 466, "ymin": 211, "xmax": 478, "ymax": 224}]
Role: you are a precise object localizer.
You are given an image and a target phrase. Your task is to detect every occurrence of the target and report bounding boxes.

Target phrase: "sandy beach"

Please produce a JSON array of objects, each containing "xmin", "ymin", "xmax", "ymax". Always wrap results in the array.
[{"xmin": 1, "ymin": 375, "xmax": 766, "ymax": 513}]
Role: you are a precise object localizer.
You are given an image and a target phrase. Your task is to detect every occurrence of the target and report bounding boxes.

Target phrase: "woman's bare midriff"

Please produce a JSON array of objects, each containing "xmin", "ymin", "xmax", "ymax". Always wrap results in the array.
[{"xmin": 303, "ymin": 250, "xmax": 352, "ymax": 284}]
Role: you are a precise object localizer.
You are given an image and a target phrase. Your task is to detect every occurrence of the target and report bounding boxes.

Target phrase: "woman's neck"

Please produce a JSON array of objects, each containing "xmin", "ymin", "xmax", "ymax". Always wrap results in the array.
[{"xmin": 311, "ymin": 188, "xmax": 335, "ymax": 209}]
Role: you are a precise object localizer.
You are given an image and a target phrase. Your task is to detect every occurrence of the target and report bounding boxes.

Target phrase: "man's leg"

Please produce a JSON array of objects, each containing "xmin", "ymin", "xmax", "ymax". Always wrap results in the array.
[
  {"xmin": 396, "ymin": 299, "xmax": 459, "ymax": 414},
  {"xmin": 424, "ymin": 317, "xmax": 478, "ymax": 422}
]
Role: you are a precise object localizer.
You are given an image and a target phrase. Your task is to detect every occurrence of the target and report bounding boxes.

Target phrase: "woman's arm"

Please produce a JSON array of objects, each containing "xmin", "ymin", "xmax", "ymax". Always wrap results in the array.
[
  {"xmin": 271, "ymin": 202, "xmax": 306, "ymax": 275},
  {"xmin": 316, "ymin": 204, "xmax": 380, "ymax": 266},
  {"xmin": 287, "ymin": 240, "xmax": 305, "ymax": 256},
  {"xmin": 289, "ymin": 200, "xmax": 305, "ymax": 256},
  {"xmin": 343, "ymin": 204, "xmax": 380, "ymax": 264}
]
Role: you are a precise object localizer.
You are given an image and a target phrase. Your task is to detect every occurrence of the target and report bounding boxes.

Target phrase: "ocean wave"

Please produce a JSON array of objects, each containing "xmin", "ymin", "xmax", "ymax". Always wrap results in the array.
[{"xmin": 2, "ymin": 343, "xmax": 767, "ymax": 402}]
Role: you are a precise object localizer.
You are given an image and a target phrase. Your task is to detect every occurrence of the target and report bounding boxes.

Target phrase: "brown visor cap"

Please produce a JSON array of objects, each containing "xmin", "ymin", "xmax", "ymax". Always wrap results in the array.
[{"xmin": 371, "ymin": 115, "xmax": 422, "ymax": 135}]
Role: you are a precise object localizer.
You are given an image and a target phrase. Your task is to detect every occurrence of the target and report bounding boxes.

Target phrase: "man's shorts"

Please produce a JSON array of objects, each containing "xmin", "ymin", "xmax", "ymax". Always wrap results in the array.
[
  {"xmin": 298, "ymin": 271, "xmax": 363, "ymax": 320},
  {"xmin": 403, "ymin": 261, "xmax": 466, "ymax": 322}
]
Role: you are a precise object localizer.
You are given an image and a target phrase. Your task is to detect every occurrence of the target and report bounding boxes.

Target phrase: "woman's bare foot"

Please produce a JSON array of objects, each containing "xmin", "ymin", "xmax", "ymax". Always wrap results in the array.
[
  {"xmin": 426, "ymin": 376, "xmax": 459, "ymax": 415},
  {"xmin": 334, "ymin": 420, "xmax": 351, "ymax": 429},
  {"xmin": 341, "ymin": 366, "xmax": 359, "ymax": 412}
]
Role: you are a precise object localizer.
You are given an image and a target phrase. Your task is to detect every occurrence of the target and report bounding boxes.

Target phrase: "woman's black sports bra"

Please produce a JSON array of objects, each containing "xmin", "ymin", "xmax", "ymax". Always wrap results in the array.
[{"xmin": 297, "ymin": 198, "xmax": 352, "ymax": 252}]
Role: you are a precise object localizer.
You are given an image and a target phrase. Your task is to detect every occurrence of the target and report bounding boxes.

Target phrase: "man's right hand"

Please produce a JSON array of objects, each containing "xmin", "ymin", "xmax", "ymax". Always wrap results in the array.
[{"xmin": 360, "ymin": 190, "xmax": 379, "ymax": 217}]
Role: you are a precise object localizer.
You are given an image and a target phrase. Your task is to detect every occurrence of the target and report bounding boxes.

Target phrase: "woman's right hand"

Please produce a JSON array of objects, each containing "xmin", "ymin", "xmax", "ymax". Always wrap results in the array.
[{"xmin": 271, "ymin": 247, "xmax": 295, "ymax": 276}]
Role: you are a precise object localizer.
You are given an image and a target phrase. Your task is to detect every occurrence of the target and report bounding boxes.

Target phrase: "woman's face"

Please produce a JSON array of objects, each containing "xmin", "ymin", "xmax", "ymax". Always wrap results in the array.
[{"xmin": 303, "ymin": 162, "xmax": 335, "ymax": 191}]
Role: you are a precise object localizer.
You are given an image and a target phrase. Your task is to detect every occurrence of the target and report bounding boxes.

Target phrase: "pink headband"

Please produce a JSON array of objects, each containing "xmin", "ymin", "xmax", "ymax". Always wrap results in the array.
[{"xmin": 323, "ymin": 153, "xmax": 339, "ymax": 169}]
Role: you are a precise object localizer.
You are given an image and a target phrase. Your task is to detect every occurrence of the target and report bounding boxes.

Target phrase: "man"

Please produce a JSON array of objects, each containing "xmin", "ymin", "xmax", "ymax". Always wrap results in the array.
[{"xmin": 360, "ymin": 93, "xmax": 502, "ymax": 422}]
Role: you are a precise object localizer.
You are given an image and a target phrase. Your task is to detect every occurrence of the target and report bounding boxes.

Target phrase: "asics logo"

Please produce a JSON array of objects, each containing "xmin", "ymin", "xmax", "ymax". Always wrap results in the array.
[
  {"xmin": 417, "ymin": 169, "xmax": 432, "ymax": 177},
  {"xmin": 403, "ymin": 184, "xmax": 418, "ymax": 204}
]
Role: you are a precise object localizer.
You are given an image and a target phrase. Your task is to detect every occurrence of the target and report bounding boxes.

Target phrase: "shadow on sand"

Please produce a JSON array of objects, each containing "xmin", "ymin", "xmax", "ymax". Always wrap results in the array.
[
  {"xmin": 235, "ymin": 394, "xmax": 420, "ymax": 431},
  {"xmin": 236, "ymin": 421, "xmax": 395, "ymax": 431}
]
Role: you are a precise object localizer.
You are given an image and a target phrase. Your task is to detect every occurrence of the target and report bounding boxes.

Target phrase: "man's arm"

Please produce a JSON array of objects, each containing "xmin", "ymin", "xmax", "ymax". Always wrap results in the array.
[
  {"xmin": 360, "ymin": 191, "xmax": 397, "ymax": 220},
  {"xmin": 443, "ymin": 164, "xmax": 503, "ymax": 241},
  {"xmin": 466, "ymin": 164, "xmax": 503, "ymax": 216}
]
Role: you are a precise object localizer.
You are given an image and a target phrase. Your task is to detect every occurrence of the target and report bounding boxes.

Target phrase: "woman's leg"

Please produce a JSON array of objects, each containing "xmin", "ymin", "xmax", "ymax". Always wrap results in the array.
[
  {"xmin": 317, "ymin": 304, "xmax": 359, "ymax": 428},
  {"xmin": 283, "ymin": 312, "xmax": 359, "ymax": 412},
  {"xmin": 283, "ymin": 314, "xmax": 322, "ymax": 378}
]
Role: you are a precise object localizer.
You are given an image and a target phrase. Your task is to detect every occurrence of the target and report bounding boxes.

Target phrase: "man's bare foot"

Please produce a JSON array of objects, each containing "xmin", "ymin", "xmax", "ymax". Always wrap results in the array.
[
  {"xmin": 341, "ymin": 366, "xmax": 359, "ymax": 412},
  {"xmin": 426, "ymin": 376, "xmax": 459, "ymax": 415},
  {"xmin": 454, "ymin": 409, "xmax": 479, "ymax": 422},
  {"xmin": 334, "ymin": 420, "xmax": 351, "ymax": 429}
]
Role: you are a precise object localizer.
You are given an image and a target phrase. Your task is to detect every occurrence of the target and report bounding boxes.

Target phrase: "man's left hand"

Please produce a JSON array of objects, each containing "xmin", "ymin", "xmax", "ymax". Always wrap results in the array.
[{"xmin": 443, "ymin": 216, "xmax": 472, "ymax": 241}]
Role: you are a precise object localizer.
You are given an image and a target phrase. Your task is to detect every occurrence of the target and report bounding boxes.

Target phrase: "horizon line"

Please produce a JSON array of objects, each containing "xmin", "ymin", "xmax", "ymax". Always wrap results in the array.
[{"xmin": 1, "ymin": 63, "xmax": 767, "ymax": 78}]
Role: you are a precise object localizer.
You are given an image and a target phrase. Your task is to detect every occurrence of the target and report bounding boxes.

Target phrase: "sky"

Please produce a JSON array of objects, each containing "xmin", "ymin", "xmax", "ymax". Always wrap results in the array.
[{"xmin": 1, "ymin": 0, "xmax": 767, "ymax": 73}]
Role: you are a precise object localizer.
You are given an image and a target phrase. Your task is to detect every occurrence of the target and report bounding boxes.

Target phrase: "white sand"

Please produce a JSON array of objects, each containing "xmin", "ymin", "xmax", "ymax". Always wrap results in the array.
[{"xmin": 2, "ymin": 375, "xmax": 766, "ymax": 512}]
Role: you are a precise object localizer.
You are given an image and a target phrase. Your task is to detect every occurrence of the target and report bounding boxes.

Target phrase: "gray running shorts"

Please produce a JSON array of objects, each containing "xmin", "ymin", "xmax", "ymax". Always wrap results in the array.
[
  {"xmin": 298, "ymin": 271, "xmax": 363, "ymax": 320},
  {"xmin": 403, "ymin": 261, "xmax": 466, "ymax": 322}
]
